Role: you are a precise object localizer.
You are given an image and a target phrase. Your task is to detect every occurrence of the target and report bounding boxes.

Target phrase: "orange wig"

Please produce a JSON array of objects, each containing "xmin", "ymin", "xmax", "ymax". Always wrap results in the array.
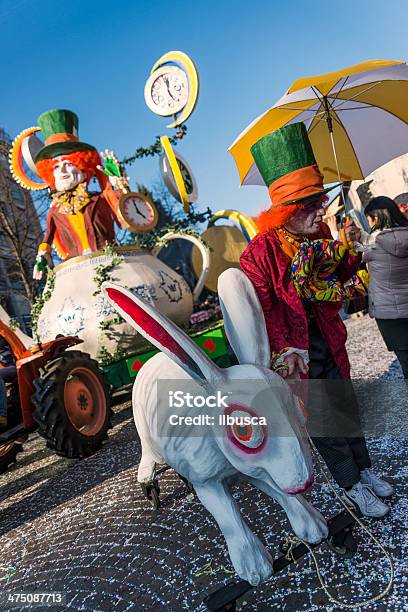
[
  {"xmin": 36, "ymin": 149, "xmax": 101, "ymax": 189},
  {"xmin": 256, "ymin": 203, "xmax": 300, "ymax": 232},
  {"xmin": 256, "ymin": 192, "xmax": 329, "ymax": 232}
]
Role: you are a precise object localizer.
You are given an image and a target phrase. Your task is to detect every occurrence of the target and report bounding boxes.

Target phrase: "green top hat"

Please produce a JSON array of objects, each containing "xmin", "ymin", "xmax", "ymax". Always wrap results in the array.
[
  {"xmin": 251, "ymin": 123, "xmax": 315, "ymax": 187},
  {"xmin": 34, "ymin": 109, "xmax": 96, "ymax": 163},
  {"xmin": 250, "ymin": 122, "xmax": 338, "ymax": 204}
]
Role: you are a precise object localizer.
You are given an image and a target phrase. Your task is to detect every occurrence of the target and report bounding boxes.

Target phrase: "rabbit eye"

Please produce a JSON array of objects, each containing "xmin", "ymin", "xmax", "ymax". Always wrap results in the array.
[{"xmin": 228, "ymin": 409, "xmax": 265, "ymax": 450}]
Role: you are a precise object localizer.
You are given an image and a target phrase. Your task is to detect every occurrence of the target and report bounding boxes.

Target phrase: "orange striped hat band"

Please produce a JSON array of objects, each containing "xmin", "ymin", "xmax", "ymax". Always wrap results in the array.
[
  {"xmin": 45, "ymin": 133, "xmax": 79, "ymax": 145},
  {"xmin": 268, "ymin": 164, "xmax": 324, "ymax": 206}
]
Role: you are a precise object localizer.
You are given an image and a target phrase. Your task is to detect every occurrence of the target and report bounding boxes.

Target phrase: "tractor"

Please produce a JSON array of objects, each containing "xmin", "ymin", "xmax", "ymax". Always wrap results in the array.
[
  {"xmin": 0, "ymin": 317, "xmax": 111, "ymax": 473},
  {"xmin": 0, "ymin": 310, "xmax": 232, "ymax": 475}
]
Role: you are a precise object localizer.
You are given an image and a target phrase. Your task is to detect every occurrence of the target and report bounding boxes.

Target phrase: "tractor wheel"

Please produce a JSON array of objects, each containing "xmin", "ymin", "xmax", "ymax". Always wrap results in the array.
[
  {"xmin": 32, "ymin": 351, "xmax": 112, "ymax": 459},
  {"xmin": 0, "ymin": 441, "xmax": 21, "ymax": 473}
]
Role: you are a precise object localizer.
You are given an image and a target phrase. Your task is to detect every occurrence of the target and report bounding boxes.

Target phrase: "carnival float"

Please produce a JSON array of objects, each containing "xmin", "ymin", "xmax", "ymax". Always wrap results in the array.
[{"xmin": 2, "ymin": 51, "xmax": 258, "ymax": 467}]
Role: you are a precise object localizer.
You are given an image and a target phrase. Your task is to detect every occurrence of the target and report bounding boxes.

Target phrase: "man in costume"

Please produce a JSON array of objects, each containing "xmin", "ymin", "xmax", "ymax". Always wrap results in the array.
[
  {"xmin": 240, "ymin": 122, "xmax": 393, "ymax": 517},
  {"xmin": 32, "ymin": 109, "xmax": 126, "ymax": 279}
]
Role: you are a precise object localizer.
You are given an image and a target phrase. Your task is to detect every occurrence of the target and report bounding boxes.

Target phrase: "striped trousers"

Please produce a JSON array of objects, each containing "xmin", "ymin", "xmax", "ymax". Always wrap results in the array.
[{"xmin": 307, "ymin": 318, "xmax": 371, "ymax": 489}]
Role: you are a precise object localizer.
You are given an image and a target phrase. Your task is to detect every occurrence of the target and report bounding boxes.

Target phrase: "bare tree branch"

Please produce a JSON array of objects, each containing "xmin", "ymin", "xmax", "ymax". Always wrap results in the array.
[{"xmin": 0, "ymin": 129, "xmax": 43, "ymax": 306}]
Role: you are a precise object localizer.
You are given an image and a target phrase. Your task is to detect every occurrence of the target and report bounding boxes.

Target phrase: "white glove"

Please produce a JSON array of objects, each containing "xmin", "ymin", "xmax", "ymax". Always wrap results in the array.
[
  {"xmin": 97, "ymin": 150, "xmax": 130, "ymax": 193},
  {"xmin": 33, "ymin": 252, "xmax": 53, "ymax": 280}
]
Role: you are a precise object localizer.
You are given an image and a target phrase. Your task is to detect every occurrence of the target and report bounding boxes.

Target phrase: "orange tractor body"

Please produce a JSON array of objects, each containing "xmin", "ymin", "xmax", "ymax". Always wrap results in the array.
[
  {"xmin": 0, "ymin": 319, "xmax": 82, "ymax": 430},
  {"xmin": 0, "ymin": 319, "xmax": 111, "ymax": 472}
]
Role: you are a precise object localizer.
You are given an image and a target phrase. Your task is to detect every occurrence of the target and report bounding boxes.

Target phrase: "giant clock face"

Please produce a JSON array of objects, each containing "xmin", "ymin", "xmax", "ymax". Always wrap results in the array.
[
  {"xmin": 118, "ymin": 192, "xmax": 158, "ymax": 233},
  {"xmin": 159, "ymin": 150, "xmax": 198, "ymax": 205},
  {"xmin": 144, "ymin": 65, "xmax": 189, "ymax": 117}
]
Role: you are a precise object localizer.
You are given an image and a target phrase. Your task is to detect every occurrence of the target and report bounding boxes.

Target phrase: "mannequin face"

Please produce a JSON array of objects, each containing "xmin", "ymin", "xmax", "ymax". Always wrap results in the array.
[{"xmin": 53, "ymin": 156, "xmax": 86, "ymax": 191}]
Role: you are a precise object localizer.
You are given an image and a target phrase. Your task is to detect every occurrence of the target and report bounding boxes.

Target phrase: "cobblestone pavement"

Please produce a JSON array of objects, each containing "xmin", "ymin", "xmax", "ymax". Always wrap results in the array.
[{"xmin": 0, "ymin": 315, "xmax": 406, "ymax": 611}]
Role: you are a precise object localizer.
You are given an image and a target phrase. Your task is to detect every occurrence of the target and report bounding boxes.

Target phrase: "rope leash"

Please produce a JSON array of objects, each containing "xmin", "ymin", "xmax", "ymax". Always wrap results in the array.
[
  {"xmin": 283, "ymin": 433, "xmax": 395, "ymax": 609},
  {"xmin": 194, "ymin": 559, "xmax": 235, "ymax": 577}
]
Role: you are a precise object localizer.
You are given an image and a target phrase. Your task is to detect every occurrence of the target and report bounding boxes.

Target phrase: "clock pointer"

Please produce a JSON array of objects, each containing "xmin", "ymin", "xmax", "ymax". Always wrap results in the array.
[
  {"xmin": 132, "ymin": 200, "xmax": 147, "ymax": 220},
  {"xmin": 163, "ymin": 76, "xmax": 176, "ymax": 101}
]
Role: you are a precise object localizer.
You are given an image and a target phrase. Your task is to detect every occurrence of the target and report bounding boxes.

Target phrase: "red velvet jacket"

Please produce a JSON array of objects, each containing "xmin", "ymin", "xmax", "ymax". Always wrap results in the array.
[{"xmin": 240, "ymin": 224, "xmax": 361, "ymax": 379}]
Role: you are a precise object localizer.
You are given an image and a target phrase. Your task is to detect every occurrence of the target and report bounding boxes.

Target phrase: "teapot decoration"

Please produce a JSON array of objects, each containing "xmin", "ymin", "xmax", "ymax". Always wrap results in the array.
[{"xmin": 37, "ymin": 234, "xmax": 210, "ymax": 360}]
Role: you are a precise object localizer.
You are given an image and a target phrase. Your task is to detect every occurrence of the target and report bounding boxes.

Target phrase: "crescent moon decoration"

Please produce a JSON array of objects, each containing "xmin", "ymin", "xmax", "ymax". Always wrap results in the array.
[
  {"xmin": 210, "ymin": 210, "xmax": 259, "ymax": 242},
  {"xmin": 160, "ymin": 136, "xmax": 190, "ymax": 213},
  {"xmin": 9, "ymin": 127, "xmax": 48, "ymax": 191},
  {"xmin": 150, "ymin": 50, "xmax": 199, "ymax": 128},
  {"xmin": 159, "ymin": 146, "xmax": 198, "ymax": 205}
]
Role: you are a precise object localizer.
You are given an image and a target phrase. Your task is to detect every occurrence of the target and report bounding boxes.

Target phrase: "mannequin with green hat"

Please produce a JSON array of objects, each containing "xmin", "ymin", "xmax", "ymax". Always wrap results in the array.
[
  {"xmin": 239, "ymin": 122, "xmax": 393, "ymax": 517},
  {"xmin": 29, "ymin": 109, "xmax": 128, "ymax": 279}
]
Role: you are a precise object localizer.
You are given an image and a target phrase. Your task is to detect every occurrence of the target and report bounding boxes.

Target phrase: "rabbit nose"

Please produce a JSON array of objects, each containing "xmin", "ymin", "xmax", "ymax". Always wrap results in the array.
[{"xmin": 282, "ymin": 474, "xmax": 314, "ymax": 495}]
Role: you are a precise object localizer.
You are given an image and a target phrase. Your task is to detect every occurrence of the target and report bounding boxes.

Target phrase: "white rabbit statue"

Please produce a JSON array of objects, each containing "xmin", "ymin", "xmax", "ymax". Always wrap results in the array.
[{"xmin": 102, "ymin": 269, "xmax": 328, "ymax": 586}]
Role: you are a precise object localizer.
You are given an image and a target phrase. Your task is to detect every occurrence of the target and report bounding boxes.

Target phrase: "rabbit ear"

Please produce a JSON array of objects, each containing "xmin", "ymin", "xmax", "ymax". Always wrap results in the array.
[
  {"xmin": 218, "ymin": 268, "xmax": 270, "ymax": 368},
  {"xmin": 102, "ymin": 282, "xmax": 221, "ymax": 383}
]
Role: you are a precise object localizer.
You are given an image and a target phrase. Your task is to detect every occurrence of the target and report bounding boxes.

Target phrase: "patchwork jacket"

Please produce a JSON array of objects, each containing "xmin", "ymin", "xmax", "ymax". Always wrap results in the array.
[{"xmin": 240, "ymin": 223, "xmax": 361, "ymax": 379}]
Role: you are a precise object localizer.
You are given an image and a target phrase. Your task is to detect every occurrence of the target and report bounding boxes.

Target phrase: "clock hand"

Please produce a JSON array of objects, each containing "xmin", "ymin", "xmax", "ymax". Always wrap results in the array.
[
  {"xmin": 163, "ymin": 76, "xmax": 176, "ymax": 101},
  {"xmin": 133, "ymin": 201, "xmax": 147, "ymax": 219}
]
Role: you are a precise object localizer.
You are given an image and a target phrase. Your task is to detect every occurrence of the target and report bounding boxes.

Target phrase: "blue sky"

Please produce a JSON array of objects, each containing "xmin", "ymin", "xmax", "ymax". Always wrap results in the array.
[{"xmin": 1, "ymin": 0, "xmax": 407, "ymax": 217}]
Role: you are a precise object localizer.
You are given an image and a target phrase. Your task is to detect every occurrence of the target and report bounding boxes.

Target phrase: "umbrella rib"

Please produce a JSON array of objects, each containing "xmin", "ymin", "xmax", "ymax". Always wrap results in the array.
[
  {"xmin": 305, "ymin": 88, "xmax": 329, "ymax": 134},
  {"xmin": 307, "ymin": 106, "xmax": 328, "ymax": 135},
  {"xmin": 329, "ymin": 76, "xmax": 349, "ymax": 102},
  {"xmin": 307, "ymin": 99, "xmax": 363, "ymax": 181},
  {"xmin": 329, "ymin": 81, "xmax": 381, "ymax": 110},
  {"xmin": 328, "ymin": 94, "xmax": 376, "ymax": 112},
  {"xmin": 333, "ymin": 104, "xmax": 377, "ymax": 111},
  {"xmin": 330, "ymin": 108, "xmax": 364, "ymax": 179},
  {"xmin": 276, "ymin": 82, "xmax": 366, "ymax": 119},
  {"xmin": 330, "ymin": 112, "xmax": 346, "ymax": 128},
  {"xmin": 311, "ymin": 86, "xmax": 325, "ymax": 104},
  {"xmin": 329, "ymin": 80, "xmax": 408, "ymax": 127},
  {"xmin": 308, "ymin": 102, "xmax": 344, "ymax": 136},
  {"xmin": 276, "ymin": 105, "xmax": 319, "ymax": 112},
  {"xmin": 347, "ymin": 79, "xmax": 408, "ymax": 128}
]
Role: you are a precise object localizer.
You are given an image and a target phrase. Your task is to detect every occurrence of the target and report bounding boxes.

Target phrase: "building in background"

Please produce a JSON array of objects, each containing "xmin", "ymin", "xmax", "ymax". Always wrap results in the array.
[
  {"xmin": 0, "ymin": 127, "xmax": 43, "ymax": 327},
  {"xmin": 348, "ymin": 153, "xmax": 408, "ymax": 211},
  {"xmin": 325, "ymin": 153, "xmax": 408, "ymax": 231}
]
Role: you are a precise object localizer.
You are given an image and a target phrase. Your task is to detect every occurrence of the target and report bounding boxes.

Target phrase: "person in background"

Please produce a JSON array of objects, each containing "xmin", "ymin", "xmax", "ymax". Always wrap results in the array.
[
  {"xmin": 362, "ymin": 196, "xmax": 408, "ymax": 378},
  {"xmin": 394, "ymin": 193, "xmax": 408, "ymax": 220},
  {"xmin": 0, "ymin": 337, "xmax": 17, "ymax": 429}
]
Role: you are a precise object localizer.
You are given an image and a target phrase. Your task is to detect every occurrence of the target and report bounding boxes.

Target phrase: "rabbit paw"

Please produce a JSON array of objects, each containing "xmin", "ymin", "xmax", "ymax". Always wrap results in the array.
[
  {"xmin": 287, "ymin": 497, "xmax": 328, "ymax": 544},
  {"xmin": 137, "ymin": 457, "xmax": 156, "ymax": 483},
  {"xmin": 228, "ymin": 532, "xmax": 273, "ymax": 586}
]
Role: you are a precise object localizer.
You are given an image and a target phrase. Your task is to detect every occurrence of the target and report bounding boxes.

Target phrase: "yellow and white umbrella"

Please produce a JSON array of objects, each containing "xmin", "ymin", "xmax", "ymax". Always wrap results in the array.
[{"xmin": 229, "ymin": 60, "xmax": 408, "ymax": 186}]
